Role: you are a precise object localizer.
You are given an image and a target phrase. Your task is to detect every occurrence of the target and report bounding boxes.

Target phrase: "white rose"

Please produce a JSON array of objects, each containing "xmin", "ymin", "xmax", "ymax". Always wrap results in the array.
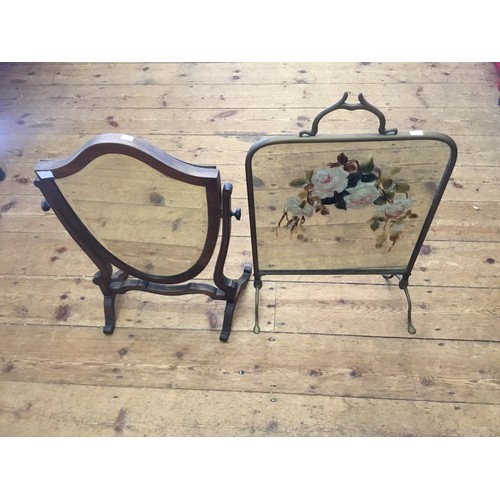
[
  {"xmin": 311, "ymin": 167, "xmax": 349, "ymax": 199},
  {"xmin": 284, "ymin": 197, "xmax": 315, "ymax": 218}
]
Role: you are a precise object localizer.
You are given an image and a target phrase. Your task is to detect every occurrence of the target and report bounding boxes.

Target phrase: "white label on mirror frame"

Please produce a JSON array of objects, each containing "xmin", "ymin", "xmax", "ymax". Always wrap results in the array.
[
  {"xmin": 410, "ymin": 130, "xmax": 424, "ymax": 135},
  {"xmin": 121, "ymin": 134, "xmax": 135, "ymax": 141}
]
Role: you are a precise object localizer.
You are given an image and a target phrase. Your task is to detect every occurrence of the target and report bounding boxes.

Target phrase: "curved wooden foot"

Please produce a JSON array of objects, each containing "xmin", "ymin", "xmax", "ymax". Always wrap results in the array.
[
  {"xmin": 218, "ymin": 265, "xmax": 252, "ymax": 342},
  {"xmin": 219, "ymin": 302, "xmax": 236, "ymax": 342},
  {"xmin": 103, "ymin": 294, "xmax": 116, "ymax": 335}
]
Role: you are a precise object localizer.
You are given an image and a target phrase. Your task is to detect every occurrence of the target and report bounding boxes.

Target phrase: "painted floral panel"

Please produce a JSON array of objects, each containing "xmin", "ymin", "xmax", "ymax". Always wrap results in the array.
[
  {"xmin": 277, "ymin": 152, "xmax": 418, "ymax": 251},
  {"xmin": 250, "ymin": 140, "xmax": 451, "ymax": 272}
]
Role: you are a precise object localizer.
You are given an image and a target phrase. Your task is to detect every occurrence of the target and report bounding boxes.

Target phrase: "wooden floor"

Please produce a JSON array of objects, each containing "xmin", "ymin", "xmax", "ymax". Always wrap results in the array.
[{"xmin": 1, "ymin": 62, "xmax": 499, "ymax": 436}]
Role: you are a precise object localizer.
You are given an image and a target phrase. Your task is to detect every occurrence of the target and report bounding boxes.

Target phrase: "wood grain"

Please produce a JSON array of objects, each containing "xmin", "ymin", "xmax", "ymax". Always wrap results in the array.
[{"xmin": 1, "ymin": 61, "xmax": 499, "ymax": 436}]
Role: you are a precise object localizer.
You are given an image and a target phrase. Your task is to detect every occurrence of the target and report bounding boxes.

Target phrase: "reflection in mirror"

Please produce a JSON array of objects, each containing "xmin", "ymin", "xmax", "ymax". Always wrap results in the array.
[
  {"xmin": 57, "ymin": 154, "xmax": 208, "ymax": 277},
  {"xmin": 251, "ymin": 140, "xmax": 451, "ymax": 272}
]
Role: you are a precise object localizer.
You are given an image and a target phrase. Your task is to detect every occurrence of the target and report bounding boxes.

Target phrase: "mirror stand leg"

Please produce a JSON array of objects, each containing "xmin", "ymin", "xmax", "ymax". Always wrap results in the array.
[
  {"xmin": 103, "ymin": 294, "xmax": 117, "ymax": 335},
  {"xmin": 219, "ymin": 301, "xmax": 236, "ymax": 342},
  {"xmin": 93, "ymin": 270, "xmax": 117, "ymax": 335}
]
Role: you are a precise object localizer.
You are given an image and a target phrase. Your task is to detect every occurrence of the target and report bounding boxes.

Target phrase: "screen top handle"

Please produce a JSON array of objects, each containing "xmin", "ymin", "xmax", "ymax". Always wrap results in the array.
[{"xmin": 299, "ymin": 92, "xmax": 398, "ymax": 137}]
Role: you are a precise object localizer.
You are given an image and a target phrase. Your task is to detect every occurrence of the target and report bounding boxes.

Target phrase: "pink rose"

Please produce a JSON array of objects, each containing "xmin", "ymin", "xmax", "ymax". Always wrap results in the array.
[
  {"xmin": 378, "ymin": 198, "xmax": 413, "ymax": 219},
  {"xmin": 344, "ymin": 183, "xmax": 381, "ymax": 208}
]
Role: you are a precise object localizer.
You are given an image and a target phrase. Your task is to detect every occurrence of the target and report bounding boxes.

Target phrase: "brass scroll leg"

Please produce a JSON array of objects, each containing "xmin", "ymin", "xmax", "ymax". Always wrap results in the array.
[
  {"xmin": 253, "ymin": 279, "xmax": 262, "ymax": 334},
  {"xmin": 399, "ymin": 277, "xmax": 417, "ymax": 335},
  {"xmin": 383, "ymin": 274, "xmax": 416, "ymax": 335}
]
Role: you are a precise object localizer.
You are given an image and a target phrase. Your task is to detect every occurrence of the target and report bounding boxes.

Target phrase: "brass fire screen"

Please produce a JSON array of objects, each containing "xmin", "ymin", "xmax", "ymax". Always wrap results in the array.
[{"xmin": 246, "ymin": 93, "xmax": 458, "ymax": 335}]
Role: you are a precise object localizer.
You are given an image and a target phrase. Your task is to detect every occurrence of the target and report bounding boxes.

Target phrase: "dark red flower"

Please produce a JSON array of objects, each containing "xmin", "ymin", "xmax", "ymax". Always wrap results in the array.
[
  {"xmin": 337, "ymin": 152, "xmax": 349, "ymax": 165},
  {"xmin": 343, "ymin": 160, "xmax": 359, "ymax": 173}
]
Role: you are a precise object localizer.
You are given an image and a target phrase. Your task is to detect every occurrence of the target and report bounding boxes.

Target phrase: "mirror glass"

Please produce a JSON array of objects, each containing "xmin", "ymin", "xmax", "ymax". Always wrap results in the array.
[{"xmin": 57, "ymin": 153, "xmax": 209, "ymax": 277}]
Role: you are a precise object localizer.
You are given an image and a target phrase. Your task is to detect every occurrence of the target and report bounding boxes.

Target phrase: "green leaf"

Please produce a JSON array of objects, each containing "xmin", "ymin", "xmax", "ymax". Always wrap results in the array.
[
  {"xmin": 375, "ymin": 233, "xmax": 386, "ymax": 248},
  {"xmin": 395, "ymin": 182, "xmax": 410, "ymax": 193},
  {"xmin": 390, "ymin": 167, "xmax": 402, "ymax": 175},
  {"xmin": 370, "ymin": 220, "xmax": 380, "ymax": 231},
  {"xmin": 382, "ymin": 178, "xmax": 393, "ymax": 189},
  {"xmin": 360, "ymin": 157, "xmax": 375, "ymax": 173},
  {"xmin": 373, "ymin": 196, "xmax": 387, "ymax": 206},
  {"xmin": 289, "ymin": 178, "xmax": 308, "ymax": 187},
  {"xmin": 305, "ymin": 169, "xmax": 314, "ymax": 182}
]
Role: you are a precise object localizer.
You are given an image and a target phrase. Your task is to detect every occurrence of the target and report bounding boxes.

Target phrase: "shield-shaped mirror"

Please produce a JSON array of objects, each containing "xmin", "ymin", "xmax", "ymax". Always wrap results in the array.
[{"xmin": 35, "ymin": 133, "xmax": 250, "ymax": 341}]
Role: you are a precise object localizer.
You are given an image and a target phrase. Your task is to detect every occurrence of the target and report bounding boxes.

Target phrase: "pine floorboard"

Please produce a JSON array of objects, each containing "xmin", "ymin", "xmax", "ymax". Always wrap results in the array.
[{"xmin": 1, "ymin": 62, "xmax": 499, "ymax": 436}]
